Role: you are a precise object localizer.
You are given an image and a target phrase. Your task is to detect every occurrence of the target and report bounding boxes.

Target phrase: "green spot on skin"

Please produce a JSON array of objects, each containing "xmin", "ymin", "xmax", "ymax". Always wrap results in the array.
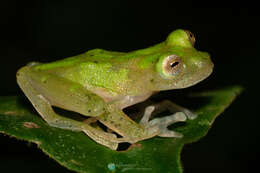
[
  {"xmin": 78, "ymin": 62, "xmax": 129, "ymax": 92},
  {"xmin": 41, "ymin": 76, "xmax": 48, "ymax": 83},
  {"xmin": 70, "ymin": 85, "xmax": 80, "ymax": 92},
  {"xmin": 138, "ymin": 54, "xmax": 159, "ymax": 69}
]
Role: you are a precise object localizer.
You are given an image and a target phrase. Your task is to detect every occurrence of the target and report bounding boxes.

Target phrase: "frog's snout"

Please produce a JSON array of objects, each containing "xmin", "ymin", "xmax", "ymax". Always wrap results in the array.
[
  {"xmin": 198, "ymin": 56, "xmax": 214, "ymax": 80},
  {"xmin": 194, "ymin": 52, "xmax": 214, "ymax": 78},
  {"xmin": 182, "ymin": 55, "xmax": 214, "ymax": 88},
  {"xmin": 208, "ymin": 59, "xmax": 214, "ymax": 74}
]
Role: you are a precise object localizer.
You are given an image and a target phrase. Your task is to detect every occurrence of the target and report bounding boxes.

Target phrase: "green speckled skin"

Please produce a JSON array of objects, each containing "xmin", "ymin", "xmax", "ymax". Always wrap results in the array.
[{"xmin": 16, "ymin": 29, "xmax": 214, "ymax": 150}]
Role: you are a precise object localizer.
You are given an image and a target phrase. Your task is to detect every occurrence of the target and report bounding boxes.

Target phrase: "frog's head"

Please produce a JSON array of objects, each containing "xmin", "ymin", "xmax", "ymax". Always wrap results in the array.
[{"xmin": 151, "ymin": 29, "xmax": 214, "ymax": 91}]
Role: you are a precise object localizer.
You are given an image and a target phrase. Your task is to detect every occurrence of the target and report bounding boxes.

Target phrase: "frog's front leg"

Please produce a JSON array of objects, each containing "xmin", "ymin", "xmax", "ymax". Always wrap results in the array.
[
  {"xmin": 96, "ymin": 100, "xmax": 194, "ymax": 143},
  {"xmin": 96, "ymin": 106, "xmax": 186, "ymax": 143}
]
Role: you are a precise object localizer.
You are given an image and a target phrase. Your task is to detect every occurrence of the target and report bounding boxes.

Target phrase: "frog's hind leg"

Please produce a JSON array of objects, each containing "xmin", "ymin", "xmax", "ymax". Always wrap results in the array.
[{"xmin": 17, "ymin": 66, "xmax": 119, "ymax": 150}]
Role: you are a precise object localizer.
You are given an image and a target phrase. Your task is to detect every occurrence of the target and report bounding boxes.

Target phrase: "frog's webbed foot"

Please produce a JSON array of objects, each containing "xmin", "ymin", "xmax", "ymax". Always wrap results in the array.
[{"xmin": 140, "ymin": 105, "xmax": 186, "ymax": 137}]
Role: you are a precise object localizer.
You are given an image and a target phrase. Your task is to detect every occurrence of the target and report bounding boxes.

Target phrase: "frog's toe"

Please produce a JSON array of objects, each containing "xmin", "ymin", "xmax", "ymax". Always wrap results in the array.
[
  {"xmin": 183, "ymin": 109, "xmax": 197, "ymax": 120},
  {"xmin": 149, "ymin": 112, "xmax": 187, "ymax": 127},
  {"xmin": 140, "ymin": 105, "xmax": 155, "ymax": 125}
]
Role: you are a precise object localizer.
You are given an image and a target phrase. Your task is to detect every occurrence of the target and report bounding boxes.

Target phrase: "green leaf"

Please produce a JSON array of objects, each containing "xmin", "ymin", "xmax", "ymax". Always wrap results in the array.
[{"xmin": 0, "ymin": 86, "xmax": 242, "ymax": 173}]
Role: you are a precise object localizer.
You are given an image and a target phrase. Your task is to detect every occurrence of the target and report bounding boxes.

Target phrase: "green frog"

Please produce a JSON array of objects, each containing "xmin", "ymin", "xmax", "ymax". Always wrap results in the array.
[{"xmin": 16, "ymin": 29, "xmax": 213, "ymax": 150}]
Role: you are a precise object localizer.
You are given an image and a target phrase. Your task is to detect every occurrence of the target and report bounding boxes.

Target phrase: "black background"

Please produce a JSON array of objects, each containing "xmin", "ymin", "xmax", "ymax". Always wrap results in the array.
[{"xmin": 0, "ymin": 2, "xmax": 258, "ymax": 173}]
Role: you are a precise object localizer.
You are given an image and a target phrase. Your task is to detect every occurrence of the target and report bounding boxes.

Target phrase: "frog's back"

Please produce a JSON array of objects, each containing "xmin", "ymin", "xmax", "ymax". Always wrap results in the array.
[
  {"xmin": 30, "ymin": 46, "xmax": 164, "ymax": 94},
  {"xmin": 31, "ymin": 49, "xmax": 132, "ymax": 94},
  {"xmin": 33, "ymin": 49, "xmax": 123, "ymax": 71}
]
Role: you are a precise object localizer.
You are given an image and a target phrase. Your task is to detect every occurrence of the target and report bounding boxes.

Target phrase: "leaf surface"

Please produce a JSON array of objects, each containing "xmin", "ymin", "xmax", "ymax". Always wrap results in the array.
[{"xmin": 0, "ymin": 86, "xmax": 242, "ymax": 173}]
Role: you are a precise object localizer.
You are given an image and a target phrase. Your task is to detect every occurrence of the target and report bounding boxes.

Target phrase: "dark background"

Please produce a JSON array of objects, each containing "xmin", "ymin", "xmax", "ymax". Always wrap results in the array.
[{"xmin": 0, "ymin": 2, "xmax": 258, "ymax": 173}]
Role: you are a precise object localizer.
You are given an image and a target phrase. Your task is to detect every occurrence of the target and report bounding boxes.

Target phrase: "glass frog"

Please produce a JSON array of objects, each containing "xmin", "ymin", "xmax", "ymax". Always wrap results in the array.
[{"xmin": 16, "ymin": 29, "xmax": 213, "ymax": 150}]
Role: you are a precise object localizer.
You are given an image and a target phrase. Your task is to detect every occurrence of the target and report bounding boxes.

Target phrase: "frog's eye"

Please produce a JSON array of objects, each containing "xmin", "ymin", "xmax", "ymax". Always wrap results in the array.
[
  {"xmin": 161, "ymin": 55, "xmax": 183, "ymax": 77},
  {"xmin": 184, "ymin": 30, "xmax": 195, "ymax": 46}
]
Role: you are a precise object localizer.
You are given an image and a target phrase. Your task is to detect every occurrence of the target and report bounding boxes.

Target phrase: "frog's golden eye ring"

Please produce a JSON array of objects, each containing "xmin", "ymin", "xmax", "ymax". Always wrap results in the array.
[
  {"xmin": 159, "ymin": 55, "xmax": 183, "ymax": 77},
  {"xmin": 184, "ymin": 30, "xmax": 195, "ymax": 46}
]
